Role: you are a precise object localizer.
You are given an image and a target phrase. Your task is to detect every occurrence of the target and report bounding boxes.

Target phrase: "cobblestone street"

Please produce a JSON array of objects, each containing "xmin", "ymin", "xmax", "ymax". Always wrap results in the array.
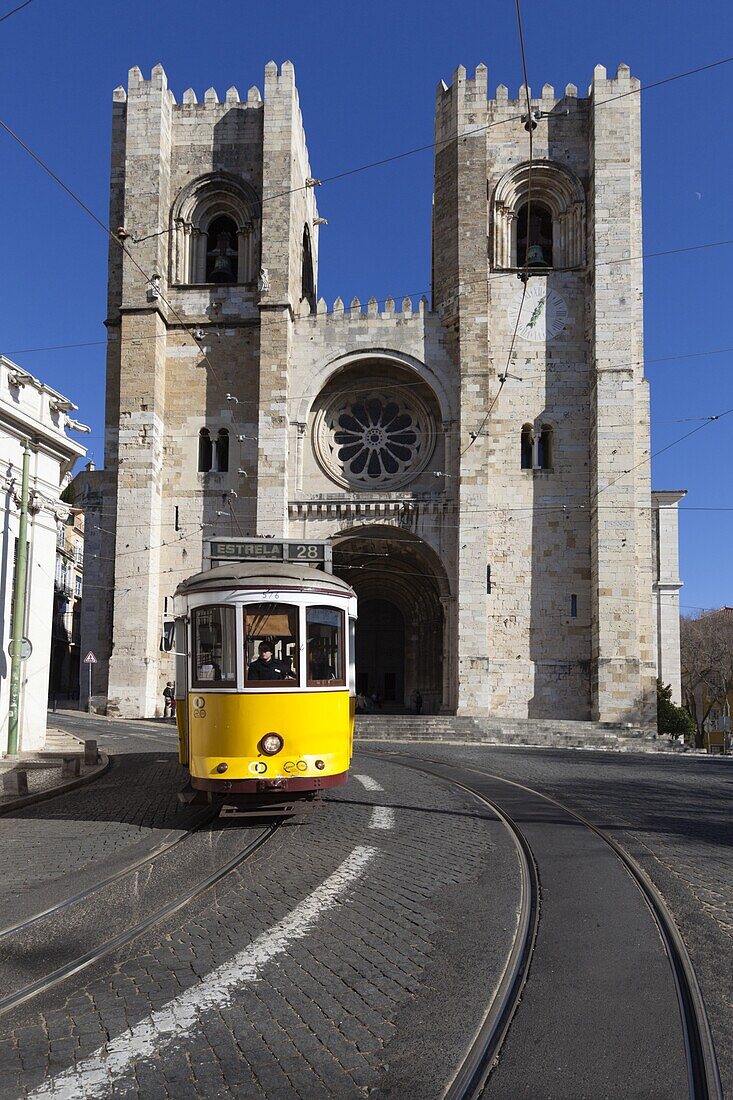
[
  {"xmin": 0, "ymin": 717, "xmax": 518, "ymax": 1098},
  {"xmin": 0, "ymin": 717, "xmax": 729, "ymax": 1098},
  {"xmin": 382, "ymin": 741, "xmax": 733, "ymax": 1096}
]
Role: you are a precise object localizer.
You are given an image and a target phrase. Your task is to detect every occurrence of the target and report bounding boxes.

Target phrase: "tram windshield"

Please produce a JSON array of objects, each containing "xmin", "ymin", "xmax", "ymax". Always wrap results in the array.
[
  {"xmin": 307, "ymin": 606, "xmax": 344, "ymax": 686},
  {"xmin": 244, "ymin": 603, "xmax": 298, "ymax": 686},
  {"xmin": 191, "ymin": 606, "xmax": 236, "ymax": 687}
]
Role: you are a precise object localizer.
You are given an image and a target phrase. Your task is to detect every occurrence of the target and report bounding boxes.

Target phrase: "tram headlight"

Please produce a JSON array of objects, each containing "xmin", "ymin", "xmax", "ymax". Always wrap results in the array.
[{"xmin": 259, "ymin": 733, "xmax": 284, "ymax": 756}]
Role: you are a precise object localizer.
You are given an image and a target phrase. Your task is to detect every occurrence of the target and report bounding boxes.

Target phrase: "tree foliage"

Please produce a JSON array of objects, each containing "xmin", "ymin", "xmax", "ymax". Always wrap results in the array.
[
  {"xmin": 680, "ymin": 610, "xmax": 733, "ymax": 746},
  {"xmin": 656, "ymin": 679, "xmax": 696, "ymax": 738}
]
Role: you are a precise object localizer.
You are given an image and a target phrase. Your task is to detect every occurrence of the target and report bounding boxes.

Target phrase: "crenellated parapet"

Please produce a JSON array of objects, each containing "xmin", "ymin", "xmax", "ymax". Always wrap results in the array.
[
  {"xmin": 112, "ymin": 64, "xmax": 264, "ymax": 112},
  {"xmin": 297, "ymin": 294, "xmax": 430, "ymax": 322},
  {"xmin": 435, "ymin": 59, "xmax": 636, "ymax": 116}
]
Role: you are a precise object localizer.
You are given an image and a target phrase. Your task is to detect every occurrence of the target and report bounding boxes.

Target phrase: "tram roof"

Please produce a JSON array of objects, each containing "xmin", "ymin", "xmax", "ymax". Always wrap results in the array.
[{"xmin": 174, "ymin": 563, "xmax": 356, "ymax": 598}]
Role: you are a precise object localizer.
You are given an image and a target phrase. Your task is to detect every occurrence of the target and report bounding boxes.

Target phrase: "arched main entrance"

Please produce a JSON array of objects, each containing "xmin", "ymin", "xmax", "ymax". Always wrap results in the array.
[
  {"xmin": 356, "ymin": 598, "xmax": 405, "ymax": 703},
  {"xmin": 332, "ymin": 526, "xmax": 450, "ymax": 713}
]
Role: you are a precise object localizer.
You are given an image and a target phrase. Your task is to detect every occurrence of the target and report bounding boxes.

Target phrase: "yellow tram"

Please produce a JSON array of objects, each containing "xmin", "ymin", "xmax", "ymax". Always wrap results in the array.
[{"xmin": 173, "ymin": 562, "xmax": 358, "ymax": 804}]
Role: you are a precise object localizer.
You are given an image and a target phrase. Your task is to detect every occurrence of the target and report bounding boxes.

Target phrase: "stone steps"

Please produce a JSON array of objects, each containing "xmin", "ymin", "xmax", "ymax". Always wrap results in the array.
[{"xmin": 354, "ymin": 715, "xmax": 674, "ymax": 753}]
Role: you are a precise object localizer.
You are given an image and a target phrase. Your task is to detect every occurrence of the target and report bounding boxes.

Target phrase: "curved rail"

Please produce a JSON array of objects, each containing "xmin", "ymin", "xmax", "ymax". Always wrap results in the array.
[
  {"xmin": 0, "ymin": 808, "xmax": 219, "ymax": 942},
  {"xmin": 367, "ymin": 749, "xmax": 722, "ymax": 1100},
  {"xmin": 462, "ymin": 764, "xmax": 722, "ymax": 1100},
  {"xmin": 0, "ymin": 820, "xmax": 280, "ymax": 1019},
  {"xmin": 361, "ymin": 750, "xmax": 540, "ymax": 1100}
]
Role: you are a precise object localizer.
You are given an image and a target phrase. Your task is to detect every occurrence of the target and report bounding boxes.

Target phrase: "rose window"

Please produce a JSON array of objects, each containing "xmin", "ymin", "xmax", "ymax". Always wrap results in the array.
[{"xmin": 314, "ymin": 387, "xmax": 436, "ymax": 489}]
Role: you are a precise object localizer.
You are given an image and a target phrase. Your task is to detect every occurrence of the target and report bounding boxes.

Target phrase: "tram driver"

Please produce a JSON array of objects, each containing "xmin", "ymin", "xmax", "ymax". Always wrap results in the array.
[{"xmin": 247, "ymin": 640, "xmax": 296, "ymax": 682}]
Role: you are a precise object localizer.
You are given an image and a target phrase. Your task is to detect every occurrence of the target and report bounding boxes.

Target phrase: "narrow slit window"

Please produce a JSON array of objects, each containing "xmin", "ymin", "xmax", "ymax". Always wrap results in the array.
[
  {"xmin": 537, "ymin": 425, "xmax": 553, "ymax": 470},
  {"xmin": 521, "ymin": 425, "xmax": 533, "ymax": 470},
  {"xmin": 302, "ymin": 224, "xmax": 315, "ymax": 308},
  {"xmin": 570, "ymin": 594, "xmax": 578, "ymax": 618},
  {"xmin": 198, "ymin": 428, "xmax": 212, "ymax": 472},
  {"xmin": 215, "ymin": 428, "xmax": 229, "ymax": 473}
]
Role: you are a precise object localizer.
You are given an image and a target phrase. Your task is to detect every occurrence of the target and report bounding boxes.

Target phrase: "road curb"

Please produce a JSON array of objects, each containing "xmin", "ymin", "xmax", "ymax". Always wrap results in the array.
[
  {"xmin": 354, "ymin": 735, "xmax": 733, "ymax": 760},
  {"xmin": 0, "ymin": 751, "xmax": 110, "ymax": 817}
]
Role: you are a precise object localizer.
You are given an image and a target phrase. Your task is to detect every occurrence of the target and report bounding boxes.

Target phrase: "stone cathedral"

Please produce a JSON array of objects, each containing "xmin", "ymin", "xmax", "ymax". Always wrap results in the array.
[{"xmin": 78, "ymin": 59, "xmax": 685, "ymax": 723}]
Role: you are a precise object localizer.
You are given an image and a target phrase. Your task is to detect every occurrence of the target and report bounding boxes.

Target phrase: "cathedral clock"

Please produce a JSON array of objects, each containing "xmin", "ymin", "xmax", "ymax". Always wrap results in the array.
[{"xmin": 516, "ymin": 285, "xmax": 568, "ymax": 342}]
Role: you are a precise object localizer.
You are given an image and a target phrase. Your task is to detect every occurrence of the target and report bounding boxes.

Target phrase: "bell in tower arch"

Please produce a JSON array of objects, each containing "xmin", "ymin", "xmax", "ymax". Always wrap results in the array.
[
  {"xmin": 526, "ymin": 243, "xmax": 549, "ymax": 267},
  {"xmin": 517, "ymin": 201, "xmax": 553, "ymax": 268},
  {"xmin": 206, "ymin": 216, "xmax": 238, "ymax": 283}
]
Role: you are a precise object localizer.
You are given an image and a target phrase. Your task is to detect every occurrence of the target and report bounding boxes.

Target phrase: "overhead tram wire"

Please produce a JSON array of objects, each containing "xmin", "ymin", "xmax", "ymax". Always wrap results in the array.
[
  {"xmin": 0, "ymin": 48, "xmax": 730, "ymax": 257},
  {"xmin": 121, "ymin": 51, "xmax": 733, "ymax": 229},
  {"xmin": 2, "ymin": 51, "xmax": 731, "ymax": 469},
  {"xmin": 89, "ymin": 390, "xmax": 732, "ymax": 578},
  {"xmin": 7, "ymin": 232, "xmax": 733, "ymax": 360},
  {"xmin": 0, "ymin": 0, "xmax": 33, "ymax": 23},
  {"xmin": 461, "ymin": 0, "xmax": 534, "ymax": 457},
  {"xmin": 18, "ymin": 51, "xmax": 730, "ymax": 251},
  {"xmin": 3, "ymin": 324, "xmax": 733, "ymax": 432},
  {"xmin": 593, "ymin": 408, "xmax": 733, "ymax": 501},
  {"xmin": 0, "ymin": 118, "xmax": 260, "ymax": 512},
  {"xmin": 94, "ymin": 501, "xmax": 733, "ymax": 530},
  {"xmin": 0, "ymin": 119, "xmax": 240, "ymax": 412}
]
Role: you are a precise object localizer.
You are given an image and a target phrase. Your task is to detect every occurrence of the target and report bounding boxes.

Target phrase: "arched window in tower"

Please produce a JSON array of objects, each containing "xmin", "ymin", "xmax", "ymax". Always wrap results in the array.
[
  {"xmin": 537, "ymin": 424, "xmax": 553, "ymax": 470},
  {"xmin": 491, "ymin": 161, "xmax": 585, "ymax": 271},
  {"xmin": 301, "ymin": 225, "xmax": 315, "ymax": 310},
  {"xmin": 170, "ymin": 174, "xmax": 261, "ymax": 286},
  {"xmin": 520, "ymin": 424, "xmax": 534, "ymax": 469},
  {"xmin": 215, "ymin": 428, "xmax": 229, "ymax": 473},
  {"xmin": 516, "ymin": 202, "xmax": 553, "ymax": 268},
  {"xmin": 206, "ymin": 216, "xmax": 239, "ymax": 283},
  {"xmin": 198, "ymin": 428, "xmax": 213, "ymax": 473}
]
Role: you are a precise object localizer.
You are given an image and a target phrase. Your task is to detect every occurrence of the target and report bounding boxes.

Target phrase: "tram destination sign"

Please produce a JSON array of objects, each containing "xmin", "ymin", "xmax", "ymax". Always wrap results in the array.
[{"xmin": 207, "ymin": 538, "xmax": 332, "ymax": 572}]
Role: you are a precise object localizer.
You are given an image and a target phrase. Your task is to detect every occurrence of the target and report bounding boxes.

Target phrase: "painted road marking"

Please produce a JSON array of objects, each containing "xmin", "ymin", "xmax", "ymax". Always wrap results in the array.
[
  {"xmin": 29, "ymin": 845, "xmax": 378, "ymax": 1100},
  {"xmin": 369, "ymin": 806, "xmax": 396, "ymax": 830},
  {"xmin": 354, "ymin": 774, "xmax": 384, "ymax": 791}
]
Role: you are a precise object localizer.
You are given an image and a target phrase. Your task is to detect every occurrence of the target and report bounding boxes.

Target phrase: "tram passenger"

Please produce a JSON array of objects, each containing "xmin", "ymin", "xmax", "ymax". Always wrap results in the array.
[{"xmin": 247, "ymin": 641, "xmax": 295, "ymax": 682}]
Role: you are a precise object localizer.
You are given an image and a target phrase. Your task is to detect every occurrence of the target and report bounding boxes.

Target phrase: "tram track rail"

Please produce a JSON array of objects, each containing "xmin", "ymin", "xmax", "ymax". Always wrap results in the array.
[
  {"xmin": 363, "ymin": 749, "xmax": 722, "ymax": 1100},
  {"xmin": 0, "ymin": 818, "xmax": 280, "ymax": 1020},
  {"xmin": 361, "ymin": 750, "xmax": 539, "ymax": 1100},
  {"xmin": 0, "ymin": 807, "xmax": 219, "ymax": 943}
]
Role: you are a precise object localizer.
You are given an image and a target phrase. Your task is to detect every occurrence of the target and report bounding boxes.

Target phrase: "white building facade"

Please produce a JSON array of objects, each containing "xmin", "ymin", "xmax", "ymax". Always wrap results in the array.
[{"xmin": 0, "ymin": 356, "xmax": 86, "ymax": 752}]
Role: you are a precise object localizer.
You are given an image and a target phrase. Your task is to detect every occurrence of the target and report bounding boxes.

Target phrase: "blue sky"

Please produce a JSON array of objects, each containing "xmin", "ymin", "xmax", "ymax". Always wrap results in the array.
[{"xmin": 1, "ymin": 0, "xmax": 731, "ymax": 613}]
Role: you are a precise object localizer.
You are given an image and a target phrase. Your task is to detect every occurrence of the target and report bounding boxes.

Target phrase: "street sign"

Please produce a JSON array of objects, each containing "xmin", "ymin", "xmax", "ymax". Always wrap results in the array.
[{"xmin": 83, "ymin": 651, "xmax": 98, "ymax": 664}]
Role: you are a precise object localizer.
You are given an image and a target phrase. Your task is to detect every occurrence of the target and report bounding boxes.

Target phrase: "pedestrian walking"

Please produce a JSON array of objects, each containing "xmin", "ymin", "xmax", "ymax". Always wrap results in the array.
[
  {"xmin": 163, "ymin": 681, "xmax": 175, "ymax": 718},
  {"xmin": 410, "ymin": 689, "xmax": 423, "ymax": 715}
]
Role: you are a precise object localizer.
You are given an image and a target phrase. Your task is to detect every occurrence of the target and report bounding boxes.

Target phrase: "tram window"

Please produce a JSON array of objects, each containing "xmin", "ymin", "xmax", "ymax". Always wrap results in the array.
[
  {"xmin": 244, "ymin": 603, "xmax": 299, "ymax": 687},
  {"xmin": 191, "ymin": 606, "xmax": 236, "ymax": 687},
  {"xmin": 307, "ymin": 606, "xmax": 345, "ymax": 686}
]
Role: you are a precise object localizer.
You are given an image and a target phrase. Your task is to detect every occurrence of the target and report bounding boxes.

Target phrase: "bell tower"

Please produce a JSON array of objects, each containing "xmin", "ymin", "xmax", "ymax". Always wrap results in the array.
[
  {"xmin": 432, "ymin": 62, "xmax": 656, "ymax": 726},
  {"xmin": 88, "ymin": 61, "xmax": 319, "ymax": 717}
]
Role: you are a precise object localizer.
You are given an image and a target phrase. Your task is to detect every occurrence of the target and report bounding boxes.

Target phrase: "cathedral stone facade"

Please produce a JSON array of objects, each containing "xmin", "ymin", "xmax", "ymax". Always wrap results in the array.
[{"xmin": 78, "ymin": 59, "xmax": 684, "ymax": 723}]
